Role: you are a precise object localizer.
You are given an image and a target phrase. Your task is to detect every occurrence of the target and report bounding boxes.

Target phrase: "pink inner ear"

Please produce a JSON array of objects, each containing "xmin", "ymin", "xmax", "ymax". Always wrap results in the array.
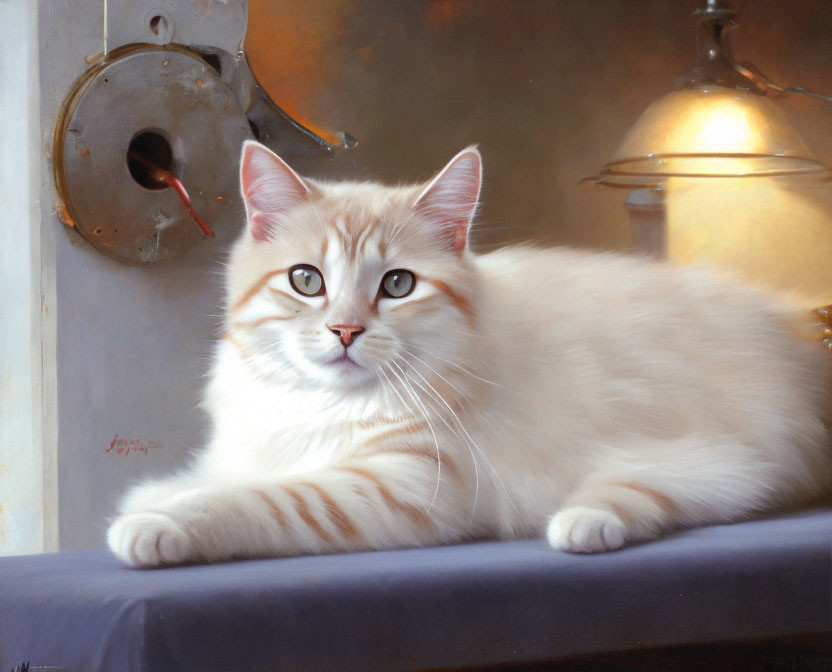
[
  {"xmin": 414, "ymin": 148, "xmax": 482, "ymax": 254},
  {"xmin": 240, "ymin": 141, "xmax": 310, "ymax": 241}
]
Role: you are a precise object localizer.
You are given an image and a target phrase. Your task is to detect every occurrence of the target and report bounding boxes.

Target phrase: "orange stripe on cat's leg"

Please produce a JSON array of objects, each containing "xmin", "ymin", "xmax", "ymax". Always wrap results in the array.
[
  {"xmin": 616, "ymin": 482, "xmax": 680, "ymax": 516},
  {"xmin": 337, "ymin": 466, "xmax": 394, "ymax": 501},
  {"xmin": 358, "ymin": 445, "xmax": 462, "ymax": 483},
  {"xmin": 300, "ymin": 482, "xmax": 362, "ymax": 542},
  {"xmin": 283, "ymin": 485, "xmax": 337, "ymax": 545},
  {"xmin": 399, "ymin": 503, "xmax": 433, "ymax": 529},
  {"xmin": 338, "ymin": 467, "xmax": 418, "ymax": 519},
  {"xmin": 430, "ymin": 449, "xmax": 462, "ymax": 482},
  {"xmin": 230, "ymin": 268, "xmax": 289, "ymax": 313},
  {"xmin": 406, "ymin": 507, "xmax": 434, "ymax": 530},
  {"xmin": 352, "ymin": 415, "xmax": 414, "ymax": 430},
  {"xmin": 337, "ymin": 465, "xmax": 435, "ymax": 531},
  {"xmin": 253, "ymin": 489, "xmax": 290, "ymax": 529},
  {"xmin": 362, "ymin": 423, "xmax": 429, "ymax": 447},
  {"xmin": 608, "ymin": 501, "xmax": 636, "ymax": 527}
]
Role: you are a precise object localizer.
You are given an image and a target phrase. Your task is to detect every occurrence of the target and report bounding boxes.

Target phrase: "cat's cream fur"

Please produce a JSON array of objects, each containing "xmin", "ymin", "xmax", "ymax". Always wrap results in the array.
[{"xmin": 108, "ymin": 141, "xmax": 831, "ymax": 566}]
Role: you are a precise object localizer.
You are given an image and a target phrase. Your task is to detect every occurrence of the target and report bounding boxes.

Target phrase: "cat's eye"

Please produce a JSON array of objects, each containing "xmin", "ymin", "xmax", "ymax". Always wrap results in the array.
[
  {"xmin": 380, "ymin": 269, "xmax": 415, "ymax": 299},
  {"xmin": 289, "ymin": 265, "xmax": 325, "ymax": 297}
]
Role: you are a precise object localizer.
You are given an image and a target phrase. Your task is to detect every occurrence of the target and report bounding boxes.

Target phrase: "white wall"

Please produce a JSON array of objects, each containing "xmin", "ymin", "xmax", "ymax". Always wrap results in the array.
[{"xmin": 0, "ymin": 0, "xmax": 57, "ymax": 555}]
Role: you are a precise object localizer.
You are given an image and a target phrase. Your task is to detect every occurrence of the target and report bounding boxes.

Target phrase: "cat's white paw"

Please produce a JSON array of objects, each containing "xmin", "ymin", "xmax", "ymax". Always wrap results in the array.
[
  {"xmin": 547, "ymin": 506, "xmax": 627, "ymax": 553},
  {"xmin": 107, "ymin": 511, "xmax": 194, "ymax": 567}
]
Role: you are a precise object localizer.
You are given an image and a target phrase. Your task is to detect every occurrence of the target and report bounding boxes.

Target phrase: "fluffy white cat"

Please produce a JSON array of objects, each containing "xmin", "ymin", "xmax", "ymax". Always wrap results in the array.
[{"xmin": 108, "ymin": 141, "xmax": 831, "ymax": 566}]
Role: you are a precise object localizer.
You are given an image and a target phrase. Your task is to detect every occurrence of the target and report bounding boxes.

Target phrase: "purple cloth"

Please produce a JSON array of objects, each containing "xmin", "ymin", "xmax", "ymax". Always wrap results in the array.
[{"xmin": 1, "ymin": 507, "xmax": 830, "ymax": 671}]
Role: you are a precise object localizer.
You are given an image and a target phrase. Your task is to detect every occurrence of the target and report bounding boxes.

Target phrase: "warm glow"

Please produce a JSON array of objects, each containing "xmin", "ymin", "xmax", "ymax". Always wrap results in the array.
[
  {"xmin": 689, "ymin": 100, "xmax": 754, "ymax": 154},
  {"xmin": 607, "ymin": 89, "xmax": 832, "ymax": 306},
  {"xmin": 665, "ymin": 177, "xmax": 832, "ymax": 306},
  {"xmin": 614, "ymin": 86, "xmax": 811, "ymax": 159},
  {"xmin": 597, "ymin": 86, "xmax": 823, "ymax": 184}
]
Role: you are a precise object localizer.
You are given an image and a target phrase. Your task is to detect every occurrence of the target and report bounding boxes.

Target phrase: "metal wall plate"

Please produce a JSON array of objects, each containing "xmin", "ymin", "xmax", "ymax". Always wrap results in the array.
[{"xmin": 54, "ymin": 44, "xmax": 252, "ymax": 264}]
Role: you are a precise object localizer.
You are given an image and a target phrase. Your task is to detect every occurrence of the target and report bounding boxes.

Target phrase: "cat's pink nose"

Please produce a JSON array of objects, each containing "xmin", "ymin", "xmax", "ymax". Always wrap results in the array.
[{"xmin": 327, "ymin": 324, "xmax": 365, "ymax": 347}]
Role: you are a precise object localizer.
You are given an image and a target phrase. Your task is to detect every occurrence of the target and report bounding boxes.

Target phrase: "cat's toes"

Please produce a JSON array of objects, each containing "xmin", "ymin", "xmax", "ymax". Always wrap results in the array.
[
  {"xmin": 547, "ymin": 506, "xmax": 627, "ymax": 553},
  {"xmin": 107, "ymin": 512, "xmax": 194, "ymax": 567}
]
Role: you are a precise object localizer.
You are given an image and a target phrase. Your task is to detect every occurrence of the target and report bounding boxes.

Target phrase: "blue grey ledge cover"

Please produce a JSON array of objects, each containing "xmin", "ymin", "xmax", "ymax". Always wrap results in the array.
[{"xmin": 1, "ymin": 507, "xmax": 830, "ymax": 671}]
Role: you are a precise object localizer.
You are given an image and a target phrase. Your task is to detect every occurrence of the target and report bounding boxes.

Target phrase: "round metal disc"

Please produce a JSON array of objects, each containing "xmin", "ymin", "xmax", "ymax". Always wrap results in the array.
[{"xmin": 56, "ymin": 45, "xmax": 253, "ymax": 263}]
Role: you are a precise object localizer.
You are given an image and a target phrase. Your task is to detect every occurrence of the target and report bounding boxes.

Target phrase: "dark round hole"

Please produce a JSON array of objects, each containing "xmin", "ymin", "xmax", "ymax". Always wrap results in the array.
[
  {"xmin": 149, "ymin": 15, "xmax": 165, "ymax": 35},
  {"xmin": 127, "ymin": 131, "xmax": 173, "ymax": 190}
]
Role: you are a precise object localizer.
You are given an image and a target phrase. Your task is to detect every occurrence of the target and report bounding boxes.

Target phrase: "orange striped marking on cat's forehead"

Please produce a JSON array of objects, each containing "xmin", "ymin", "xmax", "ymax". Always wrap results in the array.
[
  {"xmin": 315, "ymin": 187, "xmax": 418, "ymax": 260},
  {"xmin": 324, "ymin": 213, "xmax": 390, "ymax": 264}
]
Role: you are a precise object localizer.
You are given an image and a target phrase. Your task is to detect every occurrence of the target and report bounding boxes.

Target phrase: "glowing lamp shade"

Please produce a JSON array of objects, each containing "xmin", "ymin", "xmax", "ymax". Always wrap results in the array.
[{"xmin": 593, "ymin": 85, "xmax": 828, "ymax": 187}]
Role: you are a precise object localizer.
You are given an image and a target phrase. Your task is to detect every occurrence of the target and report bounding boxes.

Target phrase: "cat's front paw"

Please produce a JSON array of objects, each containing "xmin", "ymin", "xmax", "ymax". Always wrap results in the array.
[
  {"xmin": 547, "ymin": 506, "xmax": 627, "ymax": 553},
  {"xmin": 107, "ymin": 512, "xmax": 195, "ymax": 567}
]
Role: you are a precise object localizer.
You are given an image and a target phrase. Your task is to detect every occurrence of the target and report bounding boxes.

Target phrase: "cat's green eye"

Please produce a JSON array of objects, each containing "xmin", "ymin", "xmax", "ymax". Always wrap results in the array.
[
  {"xmin": 380, "ymin": 269, "xmax": 415, "ymax": 299},
  {"xmin": 289, "ymin": 265, "xmax": 325, "ymax": 297}
]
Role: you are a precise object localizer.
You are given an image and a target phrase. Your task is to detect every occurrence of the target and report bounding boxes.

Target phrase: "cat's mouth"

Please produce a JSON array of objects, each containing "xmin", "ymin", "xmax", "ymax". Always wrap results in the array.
[{"xmin": 329, "ymin": 351, "xmax": 361, "ymax": 368}]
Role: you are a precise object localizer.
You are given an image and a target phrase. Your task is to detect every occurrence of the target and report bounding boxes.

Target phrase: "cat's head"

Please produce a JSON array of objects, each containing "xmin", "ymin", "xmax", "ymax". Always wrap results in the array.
[{"xmin": 225, "ymin": 141, "xmax": 482, "ymax": 394}]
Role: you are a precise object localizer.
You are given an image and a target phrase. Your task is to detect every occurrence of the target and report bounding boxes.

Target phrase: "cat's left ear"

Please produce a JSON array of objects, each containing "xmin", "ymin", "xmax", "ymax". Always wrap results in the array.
[{"xmin": 414, "ymin": 146, "xmax": 482, "ymax": 254}]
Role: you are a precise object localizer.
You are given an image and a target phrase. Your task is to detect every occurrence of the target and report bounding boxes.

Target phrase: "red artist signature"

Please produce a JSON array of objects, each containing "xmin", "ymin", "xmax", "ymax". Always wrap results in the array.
[{"xmin": 106, "ymin": 434, "xmax": 163, "ymax": 456}]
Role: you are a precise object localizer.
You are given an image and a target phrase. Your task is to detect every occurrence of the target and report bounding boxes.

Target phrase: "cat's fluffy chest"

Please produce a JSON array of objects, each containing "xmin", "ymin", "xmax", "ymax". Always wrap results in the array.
[{"xmin": 202, "ymin": 344, "xmax": 406, "ymax": 474}]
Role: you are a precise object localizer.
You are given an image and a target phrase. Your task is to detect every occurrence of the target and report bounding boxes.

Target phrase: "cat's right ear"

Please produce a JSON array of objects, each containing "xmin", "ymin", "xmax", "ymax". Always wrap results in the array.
[
  {"xmin": 240, "ymin": 140, "xmax": 310, "ymax": 241},
  {"xmin": 414, "ymin": 146, "xmax": 482, "ymax": 255}
]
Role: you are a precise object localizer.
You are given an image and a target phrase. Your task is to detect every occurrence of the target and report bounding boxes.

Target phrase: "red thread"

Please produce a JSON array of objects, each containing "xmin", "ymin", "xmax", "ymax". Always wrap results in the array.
[{"xmin": 128, "ymin": 151, "xmax": 215, "ymax": 238}]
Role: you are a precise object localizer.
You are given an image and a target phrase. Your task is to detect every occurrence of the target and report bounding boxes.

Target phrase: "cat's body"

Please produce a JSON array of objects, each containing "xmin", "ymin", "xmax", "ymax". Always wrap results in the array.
[{"xmin": 108, "ymin": 143, "xmax": 831, "ymax": 566}]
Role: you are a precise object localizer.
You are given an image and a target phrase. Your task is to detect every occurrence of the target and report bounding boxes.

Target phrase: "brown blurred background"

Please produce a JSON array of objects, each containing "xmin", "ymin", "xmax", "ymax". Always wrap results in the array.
[{"xmin": 246, "ymin": 0, "xmax": 832, "ymax": 300}]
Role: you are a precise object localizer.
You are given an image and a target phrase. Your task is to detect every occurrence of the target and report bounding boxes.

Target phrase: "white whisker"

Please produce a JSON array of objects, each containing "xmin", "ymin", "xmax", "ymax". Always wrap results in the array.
[
  {"xmin": 401, "ymin": 348, "xmax": 504, "ymax": 438},
  {"xmin": 385, "ymin": 361, "xmax": 443, "ymax": 511},
  {"xmin": 402, "ymin": 342, "xmax": 506, "ymax": 389},
  {"xmin": 400, "ymin": 358, "xmax": 517, "ymax": 516},
  {"xmin": 397, "ymin": 361, "xmax": 481, "ymax": 519}
]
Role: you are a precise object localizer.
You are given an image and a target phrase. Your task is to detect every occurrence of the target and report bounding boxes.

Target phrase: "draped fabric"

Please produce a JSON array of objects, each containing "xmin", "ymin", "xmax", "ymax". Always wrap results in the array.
[{"xmin": 1, "ymin": 507, "xmax": 830, "ymax": 671}]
